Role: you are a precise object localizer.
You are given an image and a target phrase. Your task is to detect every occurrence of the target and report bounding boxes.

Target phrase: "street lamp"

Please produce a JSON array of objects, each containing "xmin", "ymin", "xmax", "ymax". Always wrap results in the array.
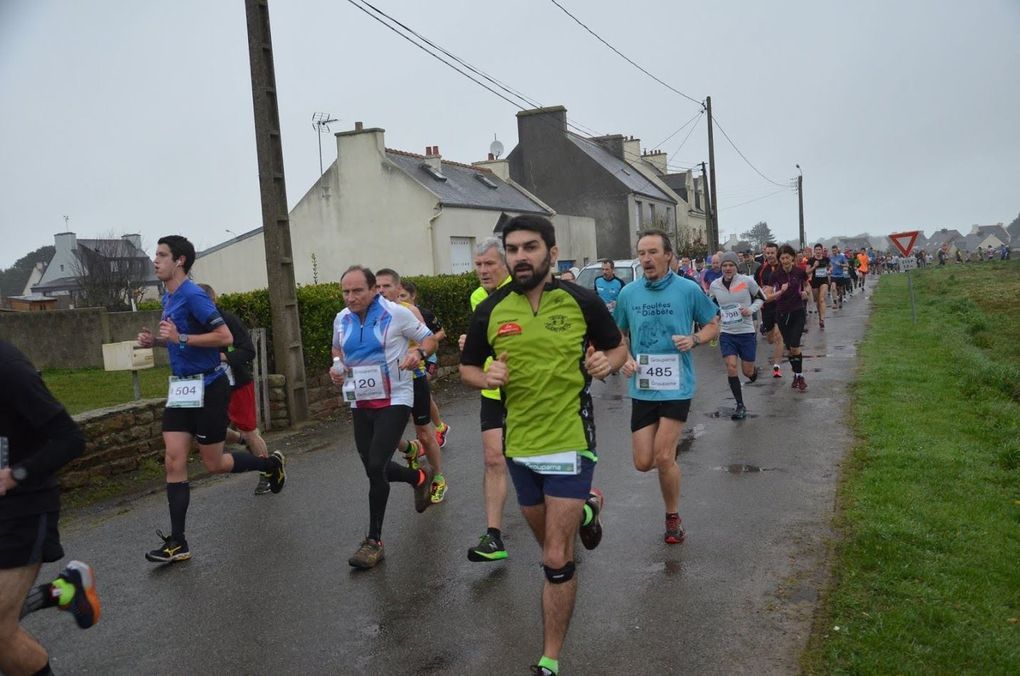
[
  {"xmin": 225, "ymin": 228, "xmax": 238, "ymax": 239},
  {"xmin": 795, "ymin": 164, "xmax": 805, "ymax": 249}
]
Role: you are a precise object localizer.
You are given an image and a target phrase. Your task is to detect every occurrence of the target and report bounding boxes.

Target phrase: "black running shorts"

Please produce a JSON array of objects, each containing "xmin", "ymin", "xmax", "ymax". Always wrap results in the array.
[
  {"xmin": 411, "ymin": 375, "xmax": 432, "ymax": 426},
  {"xmin": 809, "ymin": 276, "xmax": 829, "ymax": 289},
  {"xmin": 479, "ymin": 395, "xmax": 505, "ymax": 432},
  {"xmin": 0, "ymin": 512, "xmax": 63, "ymax": 569},
  {"xmin": 778, "ymin": 308, "xmax": 807, "ymax": 349},
  {"xmin": 162, "ymin": 375, "xmax": 230, "ymax": 445},
  {"xmin": 761, "ymin": 305, "xmax": 777, "ymax": 332},
  {"xmin": 630, "ymin": 398, "xmax": 691, "ymax": 432}
]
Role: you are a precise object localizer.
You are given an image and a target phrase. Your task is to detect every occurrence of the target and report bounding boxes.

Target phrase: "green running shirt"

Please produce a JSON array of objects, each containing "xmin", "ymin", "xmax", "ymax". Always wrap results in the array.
[{"xmin": 461, "ymin": 279, "xmax": 622, "ymax": 459}]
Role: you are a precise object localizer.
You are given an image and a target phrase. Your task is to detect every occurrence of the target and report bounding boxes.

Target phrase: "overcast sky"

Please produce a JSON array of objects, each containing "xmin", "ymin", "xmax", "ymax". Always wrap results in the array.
[{"xmin": 2, "ymin": 0, "xmax": 1018, "ymax": 268}]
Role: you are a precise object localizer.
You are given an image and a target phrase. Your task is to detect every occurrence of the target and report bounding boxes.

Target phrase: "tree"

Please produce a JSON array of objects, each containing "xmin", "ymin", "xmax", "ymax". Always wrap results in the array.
[
  {"xmin": 0, "ymin": 245, "xmax": 55, "ymax": 299},
  {"xmin": 740, "ymin": 221, "xmax": 775, "ymax": 250},
  {"xmin": 70, "ymin": 236, "xmax": 153, "ymax": 311}
]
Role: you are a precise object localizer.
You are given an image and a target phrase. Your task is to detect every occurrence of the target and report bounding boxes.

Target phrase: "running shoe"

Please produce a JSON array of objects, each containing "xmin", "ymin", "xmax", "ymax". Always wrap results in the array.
[
  {"xmin": 430, "ymin": 474, "xmax": 447, "ymax": 504},
  {"xmin": 731, "ymin": 403, "xmax": 747, "ymax": 420},
  {"xmin": 267, "ymin": 450, "xmax": 286, "ymax": 493},
  {"xmin": 467, "ymin": 532, "xmax": 508, "ymax": 562},
  {"xmin": 434, "ymin": 422, "xmax": 450, "ymax": 449},
  {"xmin": 791, "ymin": 376, "xmax": 800, "ymax": 389},
  {"xmin": 254, "ymin": 472, "xmax": 272, "ymax": 495},
  {"xmin": 772, "ymin": 364, "xmax": 782, "ymax": 378},
  {"xmin": 797, "ymin": 375, "xmax": 807, "ymax": 391},
  {"xmin": 403, "ymin": 439, "xmax": 423, "ymax": 470},
  {"xmin": 348, "ymin": 538, "xmax": 385, "ymax": 569},
  {"xmin": 664, "ymin": 514, "xmax": 686, "ymax": 545},
  {"xmin": 145, "ymin": 530, "xmax": 191, "ymax": 563},
  {"xmin": 56, "ymin": 561, "xmax": 101, "ymax": 629},
  {"xmin": 530, "ymin": 667, "xmax": 556, "ymax": 676},
  {"xmin": 746, "ymin": 367, "xmax": 759, "ymax": 384},
  {"xmin": 414, "ymin": 467, "xmax": 434, "ymax": 513},
  {"xmin": 579, "ymin": 488, "xmax": 604, "ymax": 550}
]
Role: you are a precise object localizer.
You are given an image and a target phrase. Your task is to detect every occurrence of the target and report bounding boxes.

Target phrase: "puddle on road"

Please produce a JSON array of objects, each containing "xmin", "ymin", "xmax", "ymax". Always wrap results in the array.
[
  {"xmin": 675, "ymin": 424, "xmax": 705, "ymax": 456},
  {"xmin": 705, "ymin": 409, "xmax": 760, "ymax": 419},
  {"xmin": 712, "ymin": 464, "xmax": 774, "ymax": 474}
]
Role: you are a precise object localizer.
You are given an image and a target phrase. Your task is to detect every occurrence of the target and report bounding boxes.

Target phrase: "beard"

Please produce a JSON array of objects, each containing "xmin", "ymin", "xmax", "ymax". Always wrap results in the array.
[{"xmin": 513, "ymin": 253, "xmax": 552, "ymax": 291}]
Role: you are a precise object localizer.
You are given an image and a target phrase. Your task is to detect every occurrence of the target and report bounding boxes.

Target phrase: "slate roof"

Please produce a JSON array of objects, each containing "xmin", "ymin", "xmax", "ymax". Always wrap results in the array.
[
  {"xmin": 927, "ymin": 229, "xmax": 962, "ymax": 246},
  {"xmin": 565, "ymin": 134, "xmax": 674, "ymax": 202},
  {"xmin": 385, "ymin": 150, "xmax": 550, "ymax": 214},
  {"xmin": 973, "ymin": 224, "xmax": 1009, "ymax": 244},
  {"xmin": 960, "ymin": 234, "xmax": 983, "ymax": 251}
]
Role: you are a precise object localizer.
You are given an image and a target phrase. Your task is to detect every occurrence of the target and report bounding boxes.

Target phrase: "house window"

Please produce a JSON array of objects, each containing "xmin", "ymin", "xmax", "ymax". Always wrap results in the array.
[
  {"xmin": 649, "ymin": 203, "xmax": 656, "ymax": 225},
  {"xmin": 450, "ymin": 237, "xmax": 475, "ymax": 274},
  {"xmin": 635, "ymin": 200, "xmax": 643, "ymax": 227}
]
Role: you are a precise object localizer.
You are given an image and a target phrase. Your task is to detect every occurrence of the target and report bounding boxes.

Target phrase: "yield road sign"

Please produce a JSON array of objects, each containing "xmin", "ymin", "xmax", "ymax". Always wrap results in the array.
[{"xmin": 889, "ymin": 231, "xmax": 921, "ymax": 257}]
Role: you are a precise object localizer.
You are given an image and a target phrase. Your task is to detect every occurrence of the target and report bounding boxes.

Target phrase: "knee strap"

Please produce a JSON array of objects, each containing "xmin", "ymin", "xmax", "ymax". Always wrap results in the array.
[{"xmin": 543, "ymin": 561, "xmax": 576, "ymax": 584}]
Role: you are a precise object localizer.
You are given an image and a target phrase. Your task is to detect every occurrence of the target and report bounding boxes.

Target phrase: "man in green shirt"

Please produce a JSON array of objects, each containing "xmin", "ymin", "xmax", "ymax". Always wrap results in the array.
[{"xmin": 460, "ymin": 216, "xmax": 628, "ymax": 676}]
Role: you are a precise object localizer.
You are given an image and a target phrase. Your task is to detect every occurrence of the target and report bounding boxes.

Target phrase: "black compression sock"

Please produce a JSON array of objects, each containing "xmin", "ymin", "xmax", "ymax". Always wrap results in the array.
[
  {"xmin": 728, "ymin": 376, "xmax": 743, "ymax": 405},
  {"xmin": 487, "ymin": 527, "xmax": 502, "ymax": 538},
  {"xmin": 166, "ymin": 481, "xmax": 190, "ymax": 542},
  {"xmin": 790, "ymin": 356, "xmax": 803, "ymax": 375},
  {"xmin": 230, "ymin": 452, "xmax": 268, "ymax": 473}
]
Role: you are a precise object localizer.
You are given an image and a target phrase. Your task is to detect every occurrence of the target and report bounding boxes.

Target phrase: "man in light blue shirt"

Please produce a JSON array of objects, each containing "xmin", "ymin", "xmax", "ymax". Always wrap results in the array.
[
  {"xmin": 593, "ymin": 259, "xmax": 626, "ymax": 310},
  {"xmin": 613, "ymin": 229, "xmax": 719, "ymax": 546}
]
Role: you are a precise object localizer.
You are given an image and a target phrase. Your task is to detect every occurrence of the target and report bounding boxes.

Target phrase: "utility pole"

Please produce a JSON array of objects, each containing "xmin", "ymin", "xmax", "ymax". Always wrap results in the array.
[
  {"xmin": 796, "ymin": 164, "xmax": 805, "ymax": 248},
  {"xmin": 245, "ymin": 0, "xmax": 309, "ymax": 424},
  {"xmin": 700, "ymin": 161, "xmax": 713, "ymax": 251},
  {"xmin": 706, "ymin": 96, "xmax": 719, "ymax": 251}
]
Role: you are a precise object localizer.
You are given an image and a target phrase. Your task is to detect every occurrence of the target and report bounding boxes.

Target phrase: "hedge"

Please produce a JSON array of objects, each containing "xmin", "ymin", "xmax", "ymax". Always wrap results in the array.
[{"xmin": 215, "ymin": 273, "xmax": 480, "ymax": 372}]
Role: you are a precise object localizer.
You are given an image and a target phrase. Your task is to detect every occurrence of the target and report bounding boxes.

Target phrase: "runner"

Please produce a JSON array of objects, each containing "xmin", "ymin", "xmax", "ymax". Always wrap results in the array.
[
  {"xmin": 829, "ymin": 245, "xmax": 849, "ymax": 309},
  {"xmin": 700, "ymin": 251, "xmax": 724, "ymax": 292},
  {"xmin": 376, "ymin": 269, "xmax": 447, "ymax": 506},
  {"xmin": 593, "ymin": 259, "xmax": 625, "ymax": 311},
  {"xmin": 709, "ymin": 252, "xmax": 765, "ymax": 420},
  {"xmin": 330, "ymin": 265, "xmax": 438, "ymax": 569},
  {"xmin": 460, "ymin": 215, "xmax": 627, "ymax": 676},
  {"xmin": 856, "ymin": 248, "xmax": 870, "ymax": 290},
  {"xmin": 197, "ymin": 284, "xmax": 272, "ymax": 496},
  {"xmin": 806, "ymin": 244, "xmax": 831, "ymax": 330},
  {"xmin": 458, "ymin": 238, "xmax": 513, "ymax": 563},
  {"xmin": 137, "ymin": 236, "xmax": 285, "ymax": 563},
  {"xmin": 397, "ymin": 280, "xmax": 451, "ymax": 450},
  {"xmin": 771, "ymin": 244, "xmax": 811, "ymax": 391},
  {"xmin": 755, "ymin": 242, "xmax": 785, "ymax": 378},
  {"xmin": 615, "ymin": 229, "xmax": 720, "ymax": 543},
  {"xmin": 1, "ymin": 339, "xmax": 102, "ymax": 676}
]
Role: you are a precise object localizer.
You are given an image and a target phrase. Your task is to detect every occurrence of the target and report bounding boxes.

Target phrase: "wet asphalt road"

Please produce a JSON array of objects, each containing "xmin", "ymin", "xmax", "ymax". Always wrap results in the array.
[{"xmin": 25, "ymin": 291, "xmax": 872, "ymax": 675}]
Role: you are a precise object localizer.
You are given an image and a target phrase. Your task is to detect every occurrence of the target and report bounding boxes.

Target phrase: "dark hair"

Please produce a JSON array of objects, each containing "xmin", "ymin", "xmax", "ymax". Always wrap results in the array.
[
  {"xmin": 814, "ymin": 243, "xmax": 823, "ymax": 248},
  {"xmin": 636, "ymin": 229, "xmax": 674, "ymax": 254},
  {"xmin": 778, "ymin": 244, "xmax": 798, "ymax": 259},
  {"xmin": 196, "ymin": 283, "xmax": 217, "ymax": 303},
  {"xmin": 341, "ymin": 265, "xmax": 376, "ymax": 288},
  {"xmin": 764, "ymin": 241, "xmax": 778, "ymax": 252},
  {"xmin": 501, "ymin": 215, "xmax": 556, "ymax": 249},
  {"xmin": 158, "ymin": 235, "xmax": 196, "ymax": 273},
  {"xmin": 375, "ymin": 268, "xmax": 400, "ymax": 284},
  {"xmin": 600, "ymin": 258, "xmax": 615, "ymax": 267},
  {"xmin": 399, "ymin": 279, "xmax": 417, "ymax": 297}
]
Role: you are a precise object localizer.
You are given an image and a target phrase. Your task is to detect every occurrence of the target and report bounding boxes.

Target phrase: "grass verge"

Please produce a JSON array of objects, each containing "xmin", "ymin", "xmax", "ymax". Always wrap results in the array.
[
  {"xmin": 43, "ymin": 366, "xmax": 172, "ymax": 414},
  {"xmin": 804, "ymin": 260, "xmax": 1020, "ymax": 673}
]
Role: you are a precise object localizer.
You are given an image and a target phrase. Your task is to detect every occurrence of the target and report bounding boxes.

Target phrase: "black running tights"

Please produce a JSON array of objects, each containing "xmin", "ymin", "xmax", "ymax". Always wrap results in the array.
[{"xmin": 351, "ymin": 405, "xmax": 419, "ymax": 540}]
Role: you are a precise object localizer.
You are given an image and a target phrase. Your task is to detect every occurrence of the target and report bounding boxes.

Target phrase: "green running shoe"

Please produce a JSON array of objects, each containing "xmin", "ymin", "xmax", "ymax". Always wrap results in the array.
[
  {"xmin": 429, "ymin": 474, "xmax": 447, "ymax": 504},
  {"xmin": 467, "ymin": 532, "xmax": 508, "ymax": 562}
]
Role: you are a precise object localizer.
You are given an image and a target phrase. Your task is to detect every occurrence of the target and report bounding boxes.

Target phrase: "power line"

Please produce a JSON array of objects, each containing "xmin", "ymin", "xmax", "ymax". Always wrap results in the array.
[
  {"xmin": 669, "ymin": 110, "xmax": 704, "ymax": 159},
  {"xmin": 711, "ymin": 115, "xmax": 789, "ymax": 188},
  {"xmin": 547, "ymin": 0, "xmax": 703, "ymax": 107},
  {"xmin": 651, "ymin": 109, "xmax": 705, "ymax": 150},
  {"xmin": 718, "ymin": 187, "xmax": 790, "ymax": 211}
]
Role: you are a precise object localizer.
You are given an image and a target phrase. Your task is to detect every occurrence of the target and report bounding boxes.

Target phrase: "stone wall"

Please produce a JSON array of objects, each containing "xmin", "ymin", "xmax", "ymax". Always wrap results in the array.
[{"xmin": 64, "ymin": 398, "xmax": 167, "ymax": 490}]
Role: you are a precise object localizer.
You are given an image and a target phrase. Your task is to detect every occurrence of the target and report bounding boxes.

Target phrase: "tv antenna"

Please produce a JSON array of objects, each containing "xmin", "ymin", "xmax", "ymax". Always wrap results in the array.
[
  {"xmin": 489, "ymin": 134, "xmax": 504, "ymax": 160},
  {"xmin": 312, "ymin": 112, "xmax": 339, "ymax": 176}
]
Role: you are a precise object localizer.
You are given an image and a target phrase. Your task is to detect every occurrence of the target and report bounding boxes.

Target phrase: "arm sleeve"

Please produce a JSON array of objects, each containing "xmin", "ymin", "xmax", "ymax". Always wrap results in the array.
[
  {"xmin": 0, "ymin": 358, "xmax": 84, "ymax": 478},
  {"xmin": 460, "ymin": 298, "xmax": 496, "ymax": 367},
  {"xmin": 572, "ymin": 288, "xmax": 622, "ymax": 351}
]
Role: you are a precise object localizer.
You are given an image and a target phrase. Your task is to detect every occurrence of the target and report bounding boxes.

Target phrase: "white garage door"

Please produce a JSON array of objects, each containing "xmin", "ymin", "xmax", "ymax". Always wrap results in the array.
[{"xmin": 450, "ymin": 237, "xmax": 475, "ymax": 274}]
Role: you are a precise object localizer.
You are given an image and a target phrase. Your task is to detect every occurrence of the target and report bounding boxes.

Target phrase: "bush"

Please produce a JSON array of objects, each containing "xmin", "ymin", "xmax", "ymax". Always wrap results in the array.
[{"xmin": 217, "ymin": 273, "xmax": 479, "ymax": 372}]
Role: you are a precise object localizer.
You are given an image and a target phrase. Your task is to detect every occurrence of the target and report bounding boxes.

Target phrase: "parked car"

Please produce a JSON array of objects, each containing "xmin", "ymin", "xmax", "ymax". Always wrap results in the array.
[{"xmin": 574, "ymin": 259, "xmax": 644, "ymax": 290}]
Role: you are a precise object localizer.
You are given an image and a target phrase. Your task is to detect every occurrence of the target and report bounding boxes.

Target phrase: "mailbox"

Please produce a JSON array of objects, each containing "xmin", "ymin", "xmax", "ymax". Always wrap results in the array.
[{"xmin": 102, "ymin": 341, "xmax": 154, "ymax": 372}]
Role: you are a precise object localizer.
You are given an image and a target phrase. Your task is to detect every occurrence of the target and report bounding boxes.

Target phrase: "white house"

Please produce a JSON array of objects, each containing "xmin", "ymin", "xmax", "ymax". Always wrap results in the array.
[{"xmin": 193, "ymin": 123, "xmax": 597, "ymax": 294}]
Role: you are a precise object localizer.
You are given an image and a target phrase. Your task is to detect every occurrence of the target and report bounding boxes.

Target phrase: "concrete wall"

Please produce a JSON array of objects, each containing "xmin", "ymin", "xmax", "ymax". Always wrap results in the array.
[
  {"xmin": 551, "ymin": 214, "xmax": 598, "ymax": 268},
  {"xmin": 0, "ymin": 308, "xmax": 165, "ymax": 369},
  {"xmin": 191, "ymin": 231, "xmax": 268, "ymax": 295}
]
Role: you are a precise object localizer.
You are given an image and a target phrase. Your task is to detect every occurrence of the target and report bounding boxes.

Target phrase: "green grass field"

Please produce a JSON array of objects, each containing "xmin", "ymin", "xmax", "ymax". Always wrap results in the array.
[
  {"xmin": 43, "ymin": 366, "xmax": 172, "ymax": 414},
  {"xmin": 805, "ymin": 260, "xmax": 1020, "ymax": 673}
]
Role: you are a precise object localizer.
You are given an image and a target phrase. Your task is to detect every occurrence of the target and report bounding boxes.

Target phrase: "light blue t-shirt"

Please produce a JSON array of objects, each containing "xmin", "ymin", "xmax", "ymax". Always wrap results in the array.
[
  {"xmin": 613, "ymin": 271, "xmax": 719, "ymax": 401},
  {"xmin": 594, "ymin": 275, "xmax": 625, "ymax": 305},
  {"xmin": 830, "ymin": 253, "xmax": 848, "ymax": 278}
]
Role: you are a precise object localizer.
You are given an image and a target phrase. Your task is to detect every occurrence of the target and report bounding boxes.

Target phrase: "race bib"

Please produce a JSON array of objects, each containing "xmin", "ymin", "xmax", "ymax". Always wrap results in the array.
[
  {"xmin": 167, "ymin": 375, "xmax": 204, "ymax": 408},
  {"xmin": 815, "ymin": 268, "xmax": 828, "ymax": 277},
  {"xmin": 513, "ymin": 450, "xmax": 579, "ymax": 475},
  {"xmin": 720, "ymin": 304, "xmax": 743, "ymax": 326},
  {"xmin": 342, "ymin": 364, "xmax": 387, "ymax": 402},
  {"xmin": 636, "ymin": 353, "xmax": 681, "ymax": 390}
]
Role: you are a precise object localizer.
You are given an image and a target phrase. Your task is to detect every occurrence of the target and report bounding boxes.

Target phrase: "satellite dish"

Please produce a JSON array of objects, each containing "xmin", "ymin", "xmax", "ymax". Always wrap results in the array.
[{"xmin": 490, "ymin": 135, "xmax": 504, "ymax": 159}]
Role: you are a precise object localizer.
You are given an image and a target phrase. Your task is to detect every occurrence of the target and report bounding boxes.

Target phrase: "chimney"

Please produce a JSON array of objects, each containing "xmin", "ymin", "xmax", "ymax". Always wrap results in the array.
[
  {"xmin": 354, "ymin": 121, "xmax": 363, "ymax": 131},
  {"xmin": 424, "ymin": 145, "xmax": 442, "ymax": 172},
  {"xmin": 623, "ymin": 137, "xmax": 641, "ymax": 164},
  {"xmin": 335, "ymin": 123, "xmax": 387, "ymax": 174},
  {"xmin": 473, "ymin": 157, "xmax": 510, "ymax": 181},
  {"xmin": 642, "ymin": 149, "xmax": 668, "ymax": 174},
  {"xmin": 54, "ymin": 231, "xmax": 77, "ymax": 254},
  {"xmin": 516, "ymin": 105, "xmax": 568, "ymax": 151},
  {"xmin": 121, "ymin": 233, "xmax": 142, "ymax": 252}
]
